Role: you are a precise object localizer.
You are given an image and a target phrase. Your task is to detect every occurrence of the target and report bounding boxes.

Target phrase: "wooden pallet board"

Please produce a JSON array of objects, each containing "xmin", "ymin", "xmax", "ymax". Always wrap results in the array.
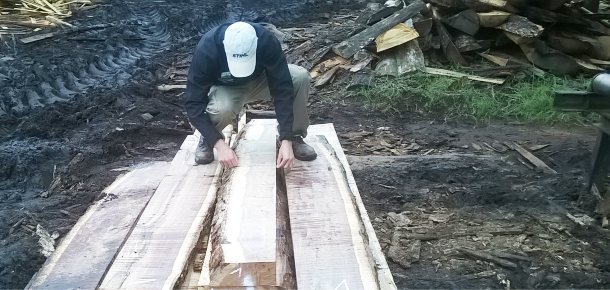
[
  {"xmin": 284, "ymin": 124, "xmax": 396, "ymax": 290},
  {"xmin": 99, "ymin": 131, "xmax": 226, "ymax": 290},
  {"xmin": 26, "ymin": 162, "xmax": 171, "ymax": 290}
]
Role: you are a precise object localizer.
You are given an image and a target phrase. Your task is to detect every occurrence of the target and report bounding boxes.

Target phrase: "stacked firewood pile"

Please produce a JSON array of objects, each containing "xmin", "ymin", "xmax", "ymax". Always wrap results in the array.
[{"xmin": 305, "ymin": 0, "xmax": 610, "ymax": 89}]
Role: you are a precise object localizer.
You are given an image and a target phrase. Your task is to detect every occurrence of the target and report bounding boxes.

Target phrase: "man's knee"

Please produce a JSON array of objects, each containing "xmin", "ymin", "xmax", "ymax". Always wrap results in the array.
[{"xmin": 289, "ymin": 65, "xmax": 311, "ymax": 88}]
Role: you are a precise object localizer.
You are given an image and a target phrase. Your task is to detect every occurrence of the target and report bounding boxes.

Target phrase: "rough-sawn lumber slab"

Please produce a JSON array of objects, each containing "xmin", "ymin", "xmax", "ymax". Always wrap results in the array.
[
  {"xmin": 99, "ymin": 130, "xmax": 228, "ymax": 290},
  {"xmin": 285, "ymin": 124, "xmax": 397, "ymax": 290}
]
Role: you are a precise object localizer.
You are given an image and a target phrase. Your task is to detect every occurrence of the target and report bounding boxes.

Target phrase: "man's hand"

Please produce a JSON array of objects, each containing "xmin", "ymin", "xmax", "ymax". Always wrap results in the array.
[
  {"xmin": 215, "ymin": 139, "xmax": 238, "ymax": 168},
  {"xmin": 277, "ymin": 140, "xmax": 294, "ymax": 169}
]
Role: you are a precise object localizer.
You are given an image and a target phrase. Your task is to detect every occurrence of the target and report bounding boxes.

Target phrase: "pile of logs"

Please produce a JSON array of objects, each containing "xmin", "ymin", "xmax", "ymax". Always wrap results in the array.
[{"xmin": 315, "ymin": 0, "xmax": 610, "ymax": 87}]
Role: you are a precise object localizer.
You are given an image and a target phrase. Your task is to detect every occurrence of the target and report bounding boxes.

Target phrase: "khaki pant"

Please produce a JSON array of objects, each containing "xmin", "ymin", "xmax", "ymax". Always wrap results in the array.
[{"xmin": 207, "ymin": 64, "xmax": 311, "ymax": 137}]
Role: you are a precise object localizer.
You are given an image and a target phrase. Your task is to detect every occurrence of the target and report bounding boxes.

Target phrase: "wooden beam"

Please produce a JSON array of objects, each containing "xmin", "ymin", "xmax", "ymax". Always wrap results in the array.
[
  {"xmin": 332, "ymin": 0, "xmax": 425, "ymax": 59},
  {"xmin": 285, "ymin": 124, "xmax": 396, "ymax": 290},
  {"xmin": 26, "ymin": 163, "xmax": 171, "ymax": 289},
  {"xmin": 203, "ymin": 119, "xmax": 295, "ymax": 288},
  {"xmin": 99, "ymin": 129, "xmax": 231, "ymax": 290}
]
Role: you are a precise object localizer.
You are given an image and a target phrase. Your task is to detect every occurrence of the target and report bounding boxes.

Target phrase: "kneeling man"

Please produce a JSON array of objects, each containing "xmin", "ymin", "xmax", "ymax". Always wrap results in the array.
[{"xmin": 185, "ymin": 21, "xmax": 316, "ymax": 169}]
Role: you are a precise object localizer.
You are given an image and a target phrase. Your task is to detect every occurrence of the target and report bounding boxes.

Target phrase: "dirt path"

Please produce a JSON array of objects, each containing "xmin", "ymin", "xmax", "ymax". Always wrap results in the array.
[{"xmin": 1, "ymin": 1, "xmax": 609, "ymax": 289}]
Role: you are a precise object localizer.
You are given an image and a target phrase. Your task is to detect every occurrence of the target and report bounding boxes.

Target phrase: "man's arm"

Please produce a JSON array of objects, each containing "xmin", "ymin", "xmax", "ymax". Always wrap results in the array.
[{"xmin": 185, "ymin": 44, "xmax": 224, "ymax": 149}]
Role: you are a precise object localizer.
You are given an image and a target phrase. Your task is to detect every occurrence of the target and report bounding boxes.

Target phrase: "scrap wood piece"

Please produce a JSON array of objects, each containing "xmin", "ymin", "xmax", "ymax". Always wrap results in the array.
[
  {"xmin": 463, "ymin": 0, "xmax": 519, "ymax": 13},
  {"xmin": 442, "ymin": 9, "xmax": 480, "ymax": 36},
  {"xmin": 399, "ymin": 225, "xmax": 524, "ymax": 241},
  {"xmin": 425, "ymin": 67, "xmax": 505, "ymax": 84},
  {"xmin": 309, "ymin": 56, "xmax": 349, "ymax": 79},
  {"xmin": 332, "ymin": 0, "xmax": 425, "ymax": 59},
  {"xmin": 99, "ymin": 129, "xmax": 232, "ymax": 290},
  {"xmin": 350, "ymin": 53, "xmax": 374, "ymax": 72},
  {"xmin": 457, "ymin": 248, "xmax": 519, "ymax": 269},
  {"xmin": 547, "ymin": 32, "xmax": 592, "ymax": 55},
  {"xmin": 305, "ymin": 45, "xmax": 332, "ymax": 71},
  {"xmin": 434, "ymin": 19, "xmax": 468, "ymax": 65},
  {"xmin": 20, "ymin": 22, "xmax": 113, "ymax": 44},
  {"xmin": 388, "ymin": 230, "xmax": 420, "ymax": 268},
  {"xmin": 478, "ymin": 51, "xmax": 509, "ymax": 66},
  {"xmin": 575, "ymin": 57, "xmax": 605, "ymax": 74},
  {"xmin": 367, "ymin": 5, "xmax": 402, "ymax": 25},
  {"xmin": 285, "ymin": 124, "xmax": 396, "ymax": 290},
  {"xmin": 455, "ymin": 34, "xmax": 484, "ymax": 52},
  {"xmin": 511, "ymin": 142, "xmax": 557, "ymax": 174},
  {"xmin": 375, "ymin": 23, "xmax": 419, "ymax": 52},
  {"xmin": 498, "ymin": 15, "xmax": 544, "ymax": 38},
  {"xmin": 478, "ymin": 10, "xmax": 511, "ymax": 27},
  {"xmin": 157, "ymin": 84, "xmax": 186, "ymax": 91},
  {"xmin": 314, "ymin": 65, "xmax": 341, "ymax": 87}
]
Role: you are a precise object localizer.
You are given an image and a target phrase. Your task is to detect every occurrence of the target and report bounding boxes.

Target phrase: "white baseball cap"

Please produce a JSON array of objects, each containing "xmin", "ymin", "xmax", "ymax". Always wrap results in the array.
[{"xmin": 223, "ymin": 22, "xmax": 258, "ymax": 78}]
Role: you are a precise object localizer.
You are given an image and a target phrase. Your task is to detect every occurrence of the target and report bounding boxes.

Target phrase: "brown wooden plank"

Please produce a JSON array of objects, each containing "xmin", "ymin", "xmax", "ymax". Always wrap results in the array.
[
  {"xmin": 205, "ymin": 119, "xmax": 289, "ymax": 287},
  {"xmin": 332, "ymin": 0, "xmax": 425, "ymax": 59},
  {"xmin": 285, "ymin": 124, "xmax": 396, "ymax": 290},
  {"xmin": 99, "ymin": 131, "xmax": 227, "ymax": 290},
  {"xmin": 26, "ymin": 162, "xmax": 171, "ymax": 290}
]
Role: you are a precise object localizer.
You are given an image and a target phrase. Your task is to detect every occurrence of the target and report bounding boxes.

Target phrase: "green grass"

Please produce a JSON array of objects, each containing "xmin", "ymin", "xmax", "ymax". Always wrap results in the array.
[{"xmin": 354, "ymin": 70, "xmax": 595, "ymax": 124}]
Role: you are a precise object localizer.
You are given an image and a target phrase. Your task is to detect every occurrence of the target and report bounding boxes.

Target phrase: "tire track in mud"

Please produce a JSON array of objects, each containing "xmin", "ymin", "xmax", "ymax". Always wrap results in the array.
[{"xmin": 0, "ymin": 0, "xmax": 309, "ymax": 119}]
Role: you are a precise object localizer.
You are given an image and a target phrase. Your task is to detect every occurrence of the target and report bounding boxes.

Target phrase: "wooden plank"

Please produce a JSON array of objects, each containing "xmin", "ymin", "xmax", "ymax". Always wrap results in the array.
[
  {"xmin": 26, "ymin": 162, "xmax": 171, "ymax": 290},
  {"xmin": 511, "ymin": 142, "xmax": 557, "ymax": 174},
  {"xmin": 332, "ymin": 0, "xmax": 425, "ymax": 59},
  {"xmin": 285, "ymin": 124, "xmax": 396, "ymax": 290},
  {"xmin": 442, "ymin": 9, "xmax": 480, "ymax": 36},
  {"xmin": 205, "ymin": 119, "xmax": 294, "ymax": 288},
  {"xmin": 434, "ymin": 19, "xmax": 468, "ymax": 65},
  {"xmin": 99, "ymin": 130, "xmax": 228, "ymax": 289},
  {"xmin": 425, "ymin": 67, "xmax": 505, "ymax": 84}
]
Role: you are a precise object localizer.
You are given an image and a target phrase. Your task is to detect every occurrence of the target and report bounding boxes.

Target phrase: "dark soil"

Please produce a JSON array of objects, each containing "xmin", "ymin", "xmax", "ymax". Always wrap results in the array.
[{"xmin": 1, "ymin": 0, "xmax": 609, "ymax": 289}]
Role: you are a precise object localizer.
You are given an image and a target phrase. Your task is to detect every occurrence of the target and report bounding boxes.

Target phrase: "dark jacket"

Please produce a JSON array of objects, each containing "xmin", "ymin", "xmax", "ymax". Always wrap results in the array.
[{"xmin": 185, "ymin": 22, "xmax": 294, "ymax": 148}]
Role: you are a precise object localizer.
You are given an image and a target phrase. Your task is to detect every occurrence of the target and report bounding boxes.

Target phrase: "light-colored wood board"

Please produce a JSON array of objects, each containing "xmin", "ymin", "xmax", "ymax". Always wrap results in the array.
[
  {"xmin": 26, "ymin": 162, "xmax": 171, "ymax": 290},
  {"xmin": 285, "ymin": 123, "xmax": 396, "ymax": 290},
  {"xmin": 99, "ymin": 132, "xmax": 224, "ymax": 290},
  {"xmin": 425, "ymin": 67, "xmax": 505, "ymax": 84},
  {"xmin": 208, "ymin": 119, "xmax": 279, "ymax": 287}
]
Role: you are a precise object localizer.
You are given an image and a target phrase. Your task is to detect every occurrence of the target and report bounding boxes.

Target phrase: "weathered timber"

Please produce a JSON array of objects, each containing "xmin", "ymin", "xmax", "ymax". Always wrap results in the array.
[
  {"xmin": 158, "ymin": 84, "xmax": 186, "ymax": 91},
  {"xmin": 367, "ymin": 6, "xmax": 402, "ymax": 25},
  {"xmin": 26, "ymin": 163, "xmax": 170, "ymax": 290},
  {"xmin": 478, "ymin": 51, "xmax": 509, "ymax": 66},
  {"xmin": 499, "ymin": 15, "xmax": 543, "ymax": 38},
  {"xmin": 455, "ymin": 34, "xmax": 484, "ymax": 52},
  {"xmin": 463, "ymin": 0, "xmax": 519, "ymax": 13},
  {"xmin": 519, "ymin": 40, "xmax": 579, "ymax": 76},
  {"xmin": 442, "ymin": 9, "xmax": 480, "ymax": 36},
  {"xmin": 434, "ymin": 19, "xmax": 468, "ymax": 65},
  {"xmin": 477, "ymin": 10, "xmax": 511, "ymax": 27},
  {"xmin": 99, "ymin": 130, "xmax": 230, "ymax": 290},
  {"xmin": 548, "ymin": 32, "xmax": 592, "ymax": 55},
  {"xmin": 332, "ymin": 0, "xmax": 425, "ymax": 59},
  {"xmin": 511, "ymin": 142, "xmax": 557, "ymax": 174},
  {"xmin": 285, "ymin": 124, "xmax": 396, "ymax": 290},
  {"xmin": 575, "ymin": 57, "xmax": 605, "ymax": 74}
]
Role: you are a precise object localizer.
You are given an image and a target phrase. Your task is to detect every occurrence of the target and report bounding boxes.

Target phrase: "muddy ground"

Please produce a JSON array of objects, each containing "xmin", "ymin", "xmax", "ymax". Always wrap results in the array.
[{"xmin": 1, "ymin": 0, "xmax": 609, "ymax": 289}]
